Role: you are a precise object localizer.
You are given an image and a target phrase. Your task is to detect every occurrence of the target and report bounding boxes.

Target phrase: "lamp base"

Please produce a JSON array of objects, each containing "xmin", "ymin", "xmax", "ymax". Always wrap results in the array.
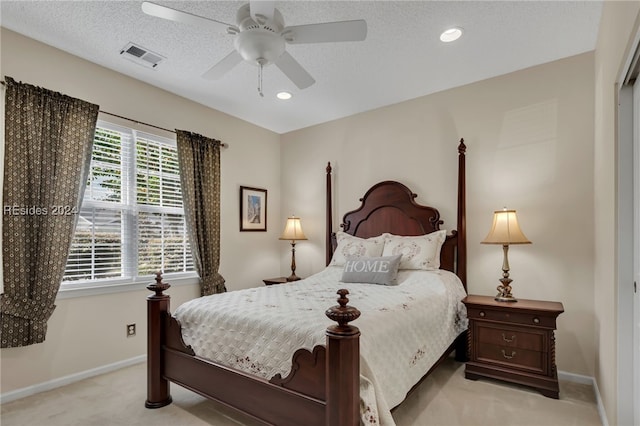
[
  {"xmin": 495, "ymin": 276, "xmax": 517, "ymax": 302},
  {"xmin": 494, "ymin": 294, "xmax": 518, "ymax": 303},
  {"xmin": 286, "ymin": 241, "xmax": 302, "ymax": 282},
  {"xmin": 286, "ymin": 274, "xmax": 301, "ymax": 282}
]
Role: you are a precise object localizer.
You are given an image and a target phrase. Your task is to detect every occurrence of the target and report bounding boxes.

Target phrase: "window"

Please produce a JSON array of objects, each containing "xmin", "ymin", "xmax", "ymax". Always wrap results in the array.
[{"xmin": 63, "ymin": 121, "xmax": 194, "ymax": 286}]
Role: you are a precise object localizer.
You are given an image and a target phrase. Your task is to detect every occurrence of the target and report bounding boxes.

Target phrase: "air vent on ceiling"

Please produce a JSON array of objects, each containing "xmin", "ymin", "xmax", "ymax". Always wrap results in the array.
[{"xmin": 120, "ymin": 42, "xmax": 165, "ymax": 69}]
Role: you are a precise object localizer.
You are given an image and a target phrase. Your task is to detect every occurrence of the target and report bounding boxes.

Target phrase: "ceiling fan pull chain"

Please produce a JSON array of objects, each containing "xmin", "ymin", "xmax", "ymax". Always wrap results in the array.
[{"xmin": 258, "ymin": 62, "xmax": 264, "ymax": 97}]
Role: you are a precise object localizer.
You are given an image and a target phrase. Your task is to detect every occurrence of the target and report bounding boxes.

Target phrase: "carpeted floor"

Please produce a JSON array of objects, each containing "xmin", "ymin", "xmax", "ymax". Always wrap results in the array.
[{"xmin": 1, "ymin": 358, "xmax": 601, "ymax": 426}]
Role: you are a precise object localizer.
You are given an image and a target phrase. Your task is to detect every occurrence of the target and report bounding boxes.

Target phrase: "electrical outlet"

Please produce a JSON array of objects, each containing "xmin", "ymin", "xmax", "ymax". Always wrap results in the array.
[{"xmin": 127, "ymin": 323, "xmax": 136, "ymax": 337}]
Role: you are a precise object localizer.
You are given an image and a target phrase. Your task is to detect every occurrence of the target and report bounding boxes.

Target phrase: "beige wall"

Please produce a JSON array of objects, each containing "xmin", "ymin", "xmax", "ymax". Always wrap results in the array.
[
  {"xmin": 593, "ymin": 2, "xmax": 640, "ymax": 425},
  {"xmin": 0, "ymin": 28, "xmax": 282, "ymax": 393},
  {"xmin": 281, "ymin": 52, "xmax": 596, "ymax": 377}
]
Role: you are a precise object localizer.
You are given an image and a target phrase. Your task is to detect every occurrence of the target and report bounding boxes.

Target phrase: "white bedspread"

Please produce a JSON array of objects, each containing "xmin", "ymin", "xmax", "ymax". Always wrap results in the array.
[{"xmin": 174, "ymin": 267, "xmax": 468, "ymax": 425}]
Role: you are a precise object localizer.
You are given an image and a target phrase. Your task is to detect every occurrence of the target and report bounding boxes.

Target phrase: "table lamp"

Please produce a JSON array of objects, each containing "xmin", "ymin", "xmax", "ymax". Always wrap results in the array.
[
  {"xmin": 279, "ymin": 216, "xmax": 307, "ymax": 281},
  {"xmin": 481, "ymin": 208, "xmax": 531, "ymax": 302}
]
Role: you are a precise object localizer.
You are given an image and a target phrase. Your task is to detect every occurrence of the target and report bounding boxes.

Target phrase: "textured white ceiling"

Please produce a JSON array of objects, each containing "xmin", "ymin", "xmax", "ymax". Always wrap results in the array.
[{"xmin": 1, "ymin": 1, "xmax": 603, "ymax": 134}]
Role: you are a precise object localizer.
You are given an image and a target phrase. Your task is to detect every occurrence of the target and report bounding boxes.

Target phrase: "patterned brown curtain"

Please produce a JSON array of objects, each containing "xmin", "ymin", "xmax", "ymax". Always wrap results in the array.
[
  {"xmin": 1, "ymin": 77, "xmax": 98, "ymax": 348},
  {"xmin": 176, "ymin": 130, "xmax": 226, "ymax": 296}
]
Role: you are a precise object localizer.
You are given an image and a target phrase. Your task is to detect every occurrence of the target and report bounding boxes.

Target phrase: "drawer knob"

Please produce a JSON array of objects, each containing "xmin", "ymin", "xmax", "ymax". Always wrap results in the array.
[
  {"xmin": 501, "ymin": 349, "xmax": 517, "ymax": 360},
  {"xmin": 502, "ymin": 333, "xmax": 516, "ymax": 343},
  {"xmin": 533, "ymin": 317, "xmax": 540, "ymax": 324},
  {"xmin": 479, "ymin": 311, "xmax": 486, "ymax": 317}
]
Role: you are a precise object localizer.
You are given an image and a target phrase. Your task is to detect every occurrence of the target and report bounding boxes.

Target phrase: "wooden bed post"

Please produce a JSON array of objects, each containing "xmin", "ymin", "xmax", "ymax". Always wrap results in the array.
[
  {"xmin": 145, "ymin": 272, "xmax": 173, "ymax": 409},
  {"xmin": 455, "ymin": 138, "xmax": 469, "ymax": 362},
  {"xmin": 456, "ymin": 138, "xmax": 467, "ymax": 288},
  {"xmin": 325, "ymin": 289, "xmax": 360, "ymax": 426},
  {"xmin": 326, "ymin": 162, "xmax": 333, "ymax": 266}
]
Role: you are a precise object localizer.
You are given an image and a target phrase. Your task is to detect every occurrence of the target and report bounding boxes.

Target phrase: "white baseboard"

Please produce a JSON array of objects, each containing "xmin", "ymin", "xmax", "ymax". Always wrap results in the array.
[
  {"xmin": 558, "ymin": 370, "xmax": 608, "ymax": 426},
  {"xmin": 0, "ymin": 360, "xmax": 610, "ymax": 426},
  {"xmin": 0, "ymin": 354, "xmax": 146, "ymax": 405}
]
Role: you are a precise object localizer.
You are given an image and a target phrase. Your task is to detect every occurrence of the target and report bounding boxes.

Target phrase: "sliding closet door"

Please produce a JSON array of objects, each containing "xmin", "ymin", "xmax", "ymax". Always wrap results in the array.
[
  {"xmin": 633, "ymin": 76, "xmax": 640, "ymax": 426},
  {"xmin": 617, "ymin": 38, "xmax": 639, "ymax": 426}
]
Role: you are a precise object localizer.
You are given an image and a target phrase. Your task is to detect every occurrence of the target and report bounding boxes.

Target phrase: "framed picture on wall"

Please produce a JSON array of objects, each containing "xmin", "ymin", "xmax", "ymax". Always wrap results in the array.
[{"xmin": 239, "ymin": 186, "xmax": 267, "ymax": 231}]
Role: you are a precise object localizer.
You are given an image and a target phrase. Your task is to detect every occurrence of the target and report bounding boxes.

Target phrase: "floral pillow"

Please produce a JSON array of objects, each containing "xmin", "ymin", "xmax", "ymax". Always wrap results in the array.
[
  {"xmin": 381, "ymin": 230, "xmax": 447, "ymax": 270},
  {"xmin": 330, "ymin": 232, "xmax": 385, "ymax": 266},
  {"xmin": 340, "ymin": 255, "xmax": 403, "ymax": 286}
]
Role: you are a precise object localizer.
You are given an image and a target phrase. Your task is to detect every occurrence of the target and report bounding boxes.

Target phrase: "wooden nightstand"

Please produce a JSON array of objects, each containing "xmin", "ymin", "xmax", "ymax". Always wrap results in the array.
[
  {"xmin": 262, "ymin": 277, "xmax": 300, "ymax": 285},
  {"xmin": 462, "ymin": 295, "xmax": 564, "ymax": 398}
]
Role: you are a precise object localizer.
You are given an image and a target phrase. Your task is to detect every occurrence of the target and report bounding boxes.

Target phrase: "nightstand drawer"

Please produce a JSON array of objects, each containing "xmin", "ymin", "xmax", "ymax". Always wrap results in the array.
[
  {"xmin": 477, "ymin": 343, "xmax": 546, "ymax": 374},
  {"xmin": 477, "ymin": 323, "xmax": 544, "ymax": 351},
  {"xmin": 466, "ymin": 307, "xmax": 556, "ymax": 328}
]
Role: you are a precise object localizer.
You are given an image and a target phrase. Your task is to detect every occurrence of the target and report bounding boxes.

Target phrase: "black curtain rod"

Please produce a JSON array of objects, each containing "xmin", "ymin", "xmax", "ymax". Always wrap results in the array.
[
  {"xmin": 99, "ymin": 110, "xmax": 228, "ymax": 148},
  {"xmin": 1, "ymin": 80, "xmax": 228, "ymax": 148},
  {"xmin": 100, "ymin": 110, "xmax": 174, "ymax": 133}
]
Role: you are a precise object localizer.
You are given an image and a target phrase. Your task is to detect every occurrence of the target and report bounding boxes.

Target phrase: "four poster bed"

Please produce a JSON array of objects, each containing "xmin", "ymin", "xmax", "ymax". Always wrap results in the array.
[{"xmin": 146, "ymin": 139, "xmax": 468, "ymax": 425}]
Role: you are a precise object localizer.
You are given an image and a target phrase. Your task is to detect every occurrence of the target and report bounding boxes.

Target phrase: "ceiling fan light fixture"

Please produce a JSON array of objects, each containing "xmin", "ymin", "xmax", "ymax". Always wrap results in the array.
[
  {"xmin": 276, "ymin": 91, "xmax": 292, "ymax": 100},
  {"xmin": 440, "ymin": 27, "xmax": 463, "ymax": 43},
  {"xmin": 235, "ymin": 29, "xmax": 285, "ymax": 65}
]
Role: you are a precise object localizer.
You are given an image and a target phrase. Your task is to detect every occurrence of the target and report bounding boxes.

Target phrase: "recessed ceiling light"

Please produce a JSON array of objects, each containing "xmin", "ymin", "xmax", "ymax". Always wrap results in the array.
[
  {"xmin": 440, "ymin": 27, "xmax": 463, "ymax": 43},
  {"xmin": 276, "ymin": 91, "xmax": 292, "ymax": 100}
]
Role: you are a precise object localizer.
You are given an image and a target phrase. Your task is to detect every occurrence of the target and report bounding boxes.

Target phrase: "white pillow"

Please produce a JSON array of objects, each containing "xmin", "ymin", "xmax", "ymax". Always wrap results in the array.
[
  {"xmin": 330, "ymin": 232, "xmax": 385, "ymax": 266},
  {"xmin": 382, "ymin": 230, "xmax": 447, "ymax": 270}
]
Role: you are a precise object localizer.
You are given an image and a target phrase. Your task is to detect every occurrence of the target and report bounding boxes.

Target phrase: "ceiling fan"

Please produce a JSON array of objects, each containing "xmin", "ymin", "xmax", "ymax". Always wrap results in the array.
[{"xmin": 141, "ymin": 1, "xmax": 367, "ymax": 96}]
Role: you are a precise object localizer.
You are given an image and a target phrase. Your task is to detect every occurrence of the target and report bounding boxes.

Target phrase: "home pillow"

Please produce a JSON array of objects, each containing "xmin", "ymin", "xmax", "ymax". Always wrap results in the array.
[
  {"xmin": 340, "ymin": 254, "xmax": 402, "ymax": 286},
  {"xmin": 330, "ymin": 232, "xmax": 385, "ymax": 266},
  {"xmin": 382, "ymin": 230, "xmax": 447, "ymax": 270}
]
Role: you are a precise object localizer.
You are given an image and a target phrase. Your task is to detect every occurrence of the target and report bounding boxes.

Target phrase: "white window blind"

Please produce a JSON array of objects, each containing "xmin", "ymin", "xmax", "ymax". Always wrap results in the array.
[{"xmin": 63, "ymin": 121, "xmax": 193, "ymax": 285}]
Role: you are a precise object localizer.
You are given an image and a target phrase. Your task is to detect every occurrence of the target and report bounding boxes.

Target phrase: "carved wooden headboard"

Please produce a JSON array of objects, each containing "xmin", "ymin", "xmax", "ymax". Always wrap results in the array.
[{"xmin": 325, "ymin": 139, "xmax": 467, "ymax": 290}]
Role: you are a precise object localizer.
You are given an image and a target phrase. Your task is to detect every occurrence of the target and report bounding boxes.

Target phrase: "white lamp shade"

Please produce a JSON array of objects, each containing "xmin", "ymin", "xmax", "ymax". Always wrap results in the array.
[
  {"xmin": 279, "ymin": 216, "xmax": 308, "ymax": 241},
  {"xmin": 481, "ymin": 209, "xmax": 531, "ymax": 245}
]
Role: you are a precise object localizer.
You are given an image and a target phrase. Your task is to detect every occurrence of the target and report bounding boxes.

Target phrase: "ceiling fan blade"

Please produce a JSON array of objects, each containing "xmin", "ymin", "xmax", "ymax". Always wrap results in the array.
[
  {"xmin": 274, "ymin": 51, "xmax": 315, "ymax": 89},
  {"xmin": 249, "ymin": 0, "xmax": 275, "ymax": 23},
  {"xmin": 141, "ymin": 1, "xmax": 235, "ymax": 33},
  {"xmin": 202, "ymin": 50, "xmax": 243, "ymax": 80},
  {"xmin": 283, "ymin": 20, "xmax": 367, "ymax": 44}
]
